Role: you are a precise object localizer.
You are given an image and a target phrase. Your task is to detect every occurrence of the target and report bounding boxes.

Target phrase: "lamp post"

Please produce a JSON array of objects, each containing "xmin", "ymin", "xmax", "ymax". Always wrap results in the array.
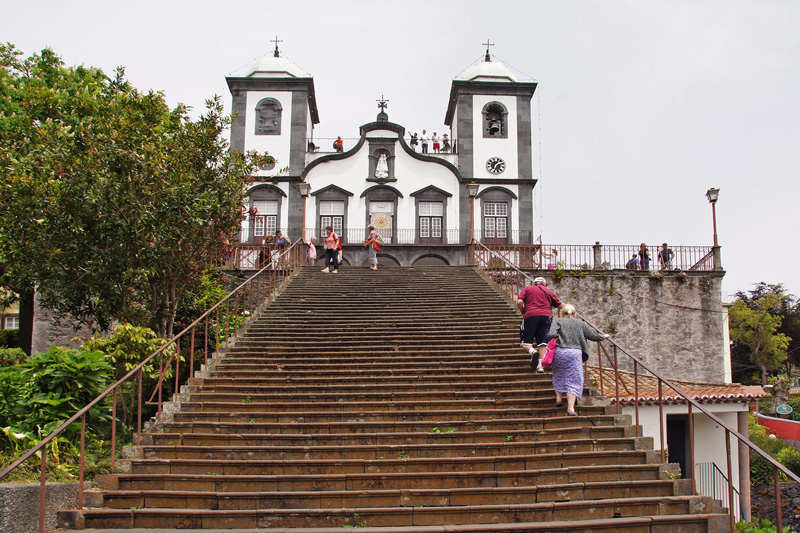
[
  {"xmin": 298, "ymin": 182, "xmax": 311, "ymax": 243},
  {"xmin": 467, "ymin": 182, "xmax": 479, "ymax": 243},
  {"xmin": 706, "ymin": 188, "xmax": 719, "ymax": 247}
]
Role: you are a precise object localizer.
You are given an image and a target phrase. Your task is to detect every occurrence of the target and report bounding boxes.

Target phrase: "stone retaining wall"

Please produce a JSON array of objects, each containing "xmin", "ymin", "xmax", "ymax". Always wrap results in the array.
[{"xmin": 0, "ymin": 482, "xmax": 87, "ymax": 533}]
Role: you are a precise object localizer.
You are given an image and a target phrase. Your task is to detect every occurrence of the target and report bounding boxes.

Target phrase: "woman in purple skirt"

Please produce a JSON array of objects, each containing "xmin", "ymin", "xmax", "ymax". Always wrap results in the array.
[{"xmin": 547, "ymin": 304, "xmax": 609, "ymax": 416}]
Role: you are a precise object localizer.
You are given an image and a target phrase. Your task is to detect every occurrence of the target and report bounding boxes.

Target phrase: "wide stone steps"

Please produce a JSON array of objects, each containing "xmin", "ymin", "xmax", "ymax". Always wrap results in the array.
[
  {"xmin": 99, "ymin": 479, "xmax": 681, "ymax": 509},
  {"xmin": 74, "ymin": 495, "xmax": 716, "ymax": 530},
  {"xmin": 60, "ymin": 266, "xmax": 729, "ymax": 532}
]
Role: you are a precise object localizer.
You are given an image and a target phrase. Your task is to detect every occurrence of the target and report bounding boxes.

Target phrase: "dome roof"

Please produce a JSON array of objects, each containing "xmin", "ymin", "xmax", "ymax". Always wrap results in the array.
[
  {"xmin": 456, "ymin": 59, "xmax": 517, "ymax": 83},
  {"xmin": 236, "ymin": 54, "xmax": 311, "ymax": 79}
]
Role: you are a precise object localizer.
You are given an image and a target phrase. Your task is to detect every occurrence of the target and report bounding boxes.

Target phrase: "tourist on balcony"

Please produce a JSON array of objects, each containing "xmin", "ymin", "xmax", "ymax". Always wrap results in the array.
[
  {"xmin": 442, "ymin": 134, "xmax": 451, "ymax": 153},
  {"xmin": 638, "ymin": 243, "xmax": 650, "ymax": 270},
  {"xmin": 307, "ymin": 236, "xmax": 317, "ymax": 266},
  {"xmin": 658, "ymin": 243, "xmax": 674, "ymax": 270},
  {"xmin": 333, "ymin": 136, "xmax": 344, "ymax": 153},
  {"xmin": 421, "ymin": 130, "xmax": 430, "ymax": 153},
  {"xmin": 363, "ymin": 225, "xmax": 379, "ymax": 271},
  {"xmin": 410, "ymin": 133, "xmax": 419, "ymax": 152},
  {"xmin": 625, "ymin": 254, "xmax": 639, "ymax": 270},
  {"xmin": 275, "ymin": 230, "xmax": 290, "ymax": 246},
  {"xmin": 432, "ymin": 132, "xmax": 440, "ymax": 153},
  {"xmin": 321, "ymin": 226, "xmax": 339, "ymax": 273},
  {"xmin": 517, "ymin": 277, "xmax": 564, "ymax": 373},
  {"xmin": 547, "ymin": 304, "xmax": 610, "ymax": 416}
]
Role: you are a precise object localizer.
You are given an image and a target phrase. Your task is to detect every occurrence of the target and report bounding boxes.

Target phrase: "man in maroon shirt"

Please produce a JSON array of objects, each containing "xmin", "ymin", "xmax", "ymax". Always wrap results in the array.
[{"xmin": 517, "ymin": 277, "xmax": 564, "ymax": 373}]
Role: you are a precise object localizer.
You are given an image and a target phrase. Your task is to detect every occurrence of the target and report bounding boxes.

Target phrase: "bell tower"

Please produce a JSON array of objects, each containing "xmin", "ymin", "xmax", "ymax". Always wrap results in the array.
[{"xmin": 444, "ymin": 43, "xmax": 538, "ymax": 242}]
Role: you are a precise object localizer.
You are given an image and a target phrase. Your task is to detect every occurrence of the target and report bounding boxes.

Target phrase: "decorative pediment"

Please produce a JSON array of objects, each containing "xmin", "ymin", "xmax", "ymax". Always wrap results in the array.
[
  {"xmin": 410, "ymin": 185, "xmax": 453, "ymax": 198},
  {"xmin": 311, "ymin": 184, "xmax": 354, "ymax": 197}
]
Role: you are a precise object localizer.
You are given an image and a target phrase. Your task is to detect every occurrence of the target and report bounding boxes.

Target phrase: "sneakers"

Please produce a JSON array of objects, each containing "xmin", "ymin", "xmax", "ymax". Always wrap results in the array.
[
  {"xmin": 536, "ymin": 364, "xmax": 545, "ymax": 373},
  {"xmin": 321, "ymin": 267, "xmax": 330, "ymax": 273},
  {"xmin": 331, "ymin": 270, "xmax": 338, "ymax": 274}
]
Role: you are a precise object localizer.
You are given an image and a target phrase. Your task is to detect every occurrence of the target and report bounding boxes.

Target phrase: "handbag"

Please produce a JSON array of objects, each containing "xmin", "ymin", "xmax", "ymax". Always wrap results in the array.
[{"xmin": 541, "ymin": 338, "xmax": 557, "ymax": 368}]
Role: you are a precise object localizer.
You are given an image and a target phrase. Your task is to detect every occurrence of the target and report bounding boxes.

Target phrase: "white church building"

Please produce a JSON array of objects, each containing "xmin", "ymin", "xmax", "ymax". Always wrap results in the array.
[{"xmin": 226, "ymin": 45, "xmax": 538, "ymax": 266}]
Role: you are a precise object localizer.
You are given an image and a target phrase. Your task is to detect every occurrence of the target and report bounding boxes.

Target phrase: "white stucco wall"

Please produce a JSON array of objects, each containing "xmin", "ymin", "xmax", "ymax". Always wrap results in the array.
[
  {"xmin": 472, "ymin": 94, "xmax": 519, "ymax": 179},
  {"xmin": 245, "ymin": 91, "xmax": 293, "ymax": 178},
  {"xmin": 621, "ymin": 403, "xmax": 744, "ymax": 491},
  {"xmin": 305, "ymin": 129, "xmax": 462, "ymax": 233}
]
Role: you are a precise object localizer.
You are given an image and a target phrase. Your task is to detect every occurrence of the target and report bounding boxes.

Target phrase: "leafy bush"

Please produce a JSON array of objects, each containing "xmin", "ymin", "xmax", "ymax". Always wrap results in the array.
[
  {"xmin": 736, "ymin": 518, "xmax": 791, "ymax": 532},
  {"xmin": 0, "ymin": 347, "xmax": 26, "ymax": 366},
  {"xmin": 775, "ymin": 446, "xmax": 800, "ymax": 478},
  {"xmin": 0, "ymin": 328, "xmax": 19, "ymax": 348},
  {"xmin": 12, "ymin": 346, "xmax": 114, "ymax": 437}
]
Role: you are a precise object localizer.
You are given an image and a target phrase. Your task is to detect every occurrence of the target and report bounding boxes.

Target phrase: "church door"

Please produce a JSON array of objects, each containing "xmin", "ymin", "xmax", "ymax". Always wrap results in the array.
[
  {"xmin": 418, "ymin": 201, "xmax": 443, "ymax": 244},
  {"xmin": 370, "ymin": 201, "xmax": 394, "ymax": 244}
]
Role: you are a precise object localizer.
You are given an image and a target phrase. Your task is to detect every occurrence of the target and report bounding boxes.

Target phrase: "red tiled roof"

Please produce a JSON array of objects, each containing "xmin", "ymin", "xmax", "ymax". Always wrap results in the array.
[{"xmin": 586, "ymin": 366, "xmax": 766, "ymax": 406}]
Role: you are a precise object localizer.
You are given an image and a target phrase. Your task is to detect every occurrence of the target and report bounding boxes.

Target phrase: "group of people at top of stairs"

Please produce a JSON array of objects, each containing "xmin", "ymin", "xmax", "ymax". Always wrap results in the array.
[
  {"xmin": 518, "ymin": 277, "xmax": 610, "ymax": 417},
  {"xmin": 318, "ymin": 225, "xmax": 381, "ymax": 273},
  {"xmin": 625, "ymin": 242, "xmax": 675, "ymax": 270},
  {"xmin": 408, "ymin": 130, "xmax": 451, "ymax": 154}
]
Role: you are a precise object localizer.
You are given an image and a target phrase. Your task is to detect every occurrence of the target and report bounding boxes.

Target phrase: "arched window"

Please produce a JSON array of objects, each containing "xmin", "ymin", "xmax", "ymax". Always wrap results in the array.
[
  {"xmin": 482, "ymin": 101, "xmax": 508, "ymax": 139},
  {"xmin": 255, "ymin": 98, "xmax": 282, "ymax": 135}
]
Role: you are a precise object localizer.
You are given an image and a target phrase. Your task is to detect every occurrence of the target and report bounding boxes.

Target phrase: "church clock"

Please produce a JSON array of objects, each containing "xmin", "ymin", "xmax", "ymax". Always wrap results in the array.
[{"xmin": 486, "ymin": 157, "xmax": 506, "ymax": 174}]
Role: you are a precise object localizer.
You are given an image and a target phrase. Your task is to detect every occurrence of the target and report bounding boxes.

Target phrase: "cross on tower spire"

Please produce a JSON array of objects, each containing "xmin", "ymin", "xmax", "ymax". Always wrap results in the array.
[
  {"xmin": 482, "ymin": 39, "xmax": 494, "ymax": 62},
  {"xmin": 271, "ymin": 35, "xmax": 283, "ymax": 58},
  {"xmin": 377, "ymin": 95, "xmax": 389, "ymax": 111}
]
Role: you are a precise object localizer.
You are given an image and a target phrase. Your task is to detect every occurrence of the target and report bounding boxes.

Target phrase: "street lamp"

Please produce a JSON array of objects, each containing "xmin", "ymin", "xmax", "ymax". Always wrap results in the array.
[
  {"xmin": 467, "ymin": 182, "xmax": 479, "ymax": 243},
  {"xmin": 706, "ymin": 188, "xmax": 719, "ymax": 247},
  {"xmin": 298, "ymin": 182, "xmax": 311, "ymax": 243}
]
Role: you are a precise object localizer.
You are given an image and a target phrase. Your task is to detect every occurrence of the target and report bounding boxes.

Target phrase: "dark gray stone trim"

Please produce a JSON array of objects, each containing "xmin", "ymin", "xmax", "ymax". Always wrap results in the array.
[
  {"xmin": 226, "ymin": 77, "xmax": 319, "ymax": 124},
  {"xmin": 247, "ymin": 183, "xmax": 287, "ymax": 197},
  {"xmin": 517, "ymin": 182, "xmax": 534, "ymax": 241},
  {"xmin": 445, "ymin": 80, "xmax": 538, "ymax": 126},
  {"xmin": 410, "ymin": 185, "xmax": 453, "ymax": 198},
  {"xmin": 289, "ymin": 91, "xmax": 308, "ymax": 175},
  {"xmin": 360, "ymin": 185, "xmax": 404, "ymax": 199},
  {"xmin": 230, "ymin": 89, "xmax": 247, "ymax": 153},
  {"xmin": 516, "ymin": 94, "xmax": 533, "ymax": 180},
  {"xmin": 477, "ymin": 186, "xmax": 518, "ymax": 200},
  {"xmin": 311, "ymin": 184, "xmax": 354, "ymax": 197},
  {"xmin": 367, "ymin": 137, "xmax": 396, "ymax": 180}
]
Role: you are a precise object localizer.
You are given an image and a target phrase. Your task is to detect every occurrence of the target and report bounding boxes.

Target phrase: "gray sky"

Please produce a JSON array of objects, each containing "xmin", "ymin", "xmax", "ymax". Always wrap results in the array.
[{"xmin": 3, "ymin": 0, "xmax": 799, "ymax": 301}]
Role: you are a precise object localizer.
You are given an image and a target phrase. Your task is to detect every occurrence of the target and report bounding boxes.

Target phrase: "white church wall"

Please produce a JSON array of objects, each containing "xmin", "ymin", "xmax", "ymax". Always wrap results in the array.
[
  {"xmin": 619, "ymin": 403, "xmax": 743, "ymax": 489},
  {"xmin": 472, "ymin": 94, "xmax": 519, "ymax": 179},
  {"xmin": 244, "ymin": 91, "xmax": 293, "ymax": 178}
]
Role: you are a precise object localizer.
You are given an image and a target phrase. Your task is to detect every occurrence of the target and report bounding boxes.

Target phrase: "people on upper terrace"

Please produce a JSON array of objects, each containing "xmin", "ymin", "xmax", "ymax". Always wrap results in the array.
[
  {"xmin": 333, "ymin": 136, "xmax": 344, "ymax": 153},
  {"xmin": 638, "ymin": 243, "xmax": 650, "ymax": 270},
  {"xmin": 421, "ymin": 130, "xmax": 429, "ymax": 153},
  {"xmin": 275, "ymin": 231, "xmax": 290, "ymax": 245},
  {"xmin": 442, "ymin": 134, "xmax": 451, "ymax": 152},
  {"xmin": 432, "ymin": 132, "xmax": 440, "ymax": 153},
  {"xmin": 409, "ymin": 133, "xmax": 419, "ymax": 151},
  {"xmin": 307, "ymin": 236, "xmax": 317, "ymax": 266},
  {"xmin": 625, "ymin": 254, "xmax": 639, "ymax": 270},
  {"xmin": 658, "ymin": 243, "xmax": 674, "ymax": 270}
]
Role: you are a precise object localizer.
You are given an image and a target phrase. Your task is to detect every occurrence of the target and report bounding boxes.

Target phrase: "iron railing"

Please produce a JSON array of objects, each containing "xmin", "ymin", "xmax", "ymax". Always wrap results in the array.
[
  {"xmin": 470, "ymin": 240, "xmax": 794, "ymax": 532},
  {"xmin": 0, "ymin": 240, "xmax": 306, "ymax": 533},
  {"xmin": 306, "ymin": 137, "xmax": 458, "ymax": 154},
  {"xmin": 236, "ymin": 228, "xmax": 536, "ymax": 248},
  {"xmin": 696, "ymin": 461, "xmax": 746, "ymax": 521}
]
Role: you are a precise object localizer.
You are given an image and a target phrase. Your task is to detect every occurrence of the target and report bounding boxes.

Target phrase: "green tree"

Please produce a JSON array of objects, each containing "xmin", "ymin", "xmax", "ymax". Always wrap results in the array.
[
  {"xmin": 0, "ymin": 44, "xmax": 268, "ymax": 342},
  {"xmin": 730, "ymin": 287, "xmax": 792, "ymax": 386}
]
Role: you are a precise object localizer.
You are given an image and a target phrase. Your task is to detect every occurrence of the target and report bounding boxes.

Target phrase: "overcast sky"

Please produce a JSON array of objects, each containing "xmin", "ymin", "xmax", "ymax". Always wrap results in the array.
[{"xmin": 3, "ymin": 0, "xmax": 799, "ymax": 301}]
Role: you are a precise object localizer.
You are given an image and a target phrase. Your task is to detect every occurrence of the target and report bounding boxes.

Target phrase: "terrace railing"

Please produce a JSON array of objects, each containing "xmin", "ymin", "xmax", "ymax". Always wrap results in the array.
[
  {"xmin": 470, "ymin": 240, "xmax": 794, "ymax": 532},
  {"xmin": 0, "ymin": 240, "xmax": 306, "ymax": 533},
  {"xmin": 306, "ymin": 137, "xmax": 458, "ymax": 154}
]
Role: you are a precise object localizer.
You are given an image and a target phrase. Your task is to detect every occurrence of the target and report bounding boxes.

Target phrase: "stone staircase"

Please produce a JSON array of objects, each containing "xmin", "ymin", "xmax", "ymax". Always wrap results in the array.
[{"xmin": 59, "ymin": 265, "xmax": 729, "ymax": 532}]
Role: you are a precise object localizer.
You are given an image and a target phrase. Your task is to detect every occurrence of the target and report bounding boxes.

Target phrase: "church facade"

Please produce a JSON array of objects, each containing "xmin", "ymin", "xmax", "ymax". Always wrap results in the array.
[{"xmin": 226, "ymin": 47, "xmax": 538, "ymax": 266}]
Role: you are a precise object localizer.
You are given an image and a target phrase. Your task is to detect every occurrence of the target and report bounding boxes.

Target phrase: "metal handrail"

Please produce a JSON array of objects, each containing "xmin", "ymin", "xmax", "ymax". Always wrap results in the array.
[
  {"xmin": 0, "ymin": 239, "xmax": 305, "ymax": 532},
  {"xmin": 470, "ymin": 240, "xmax": 797, "ymax": 532},
  {"xmin": 695, "ymin": 461, "xmax": 747, "ymax": 521}
]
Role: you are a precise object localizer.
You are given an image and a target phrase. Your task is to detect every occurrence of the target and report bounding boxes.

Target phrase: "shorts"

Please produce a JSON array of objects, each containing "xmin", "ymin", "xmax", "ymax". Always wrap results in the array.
[{"xmin": 520, "ymin": 315, "xmax": 552, "ymax": 347}]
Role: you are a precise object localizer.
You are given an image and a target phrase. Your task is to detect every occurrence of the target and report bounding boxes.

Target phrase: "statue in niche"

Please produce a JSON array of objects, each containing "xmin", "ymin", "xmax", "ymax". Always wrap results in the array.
[{"xmin": 375, "ymin": 153, "xmax": 389, "ymax": 179}]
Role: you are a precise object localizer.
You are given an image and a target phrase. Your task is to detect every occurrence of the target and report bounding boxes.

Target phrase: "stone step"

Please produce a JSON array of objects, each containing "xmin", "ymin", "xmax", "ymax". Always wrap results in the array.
[
  {"xmin": 114, "ymin": 462, "xmax": 669, "ymax": 492},
  {"xmin": 70, "ymin": 495, "xmax": 716, "ymax": 530},
  {"xmin": 57, "ymin": 513, "xmax": 729, "ymax": 533},
  {"xmin": 155, "ymin": 415, "xmax": 619, "ymax": 437},
  {"xmin": 97, "ymin": 478, "xmax": 684, "ymax": 510}
]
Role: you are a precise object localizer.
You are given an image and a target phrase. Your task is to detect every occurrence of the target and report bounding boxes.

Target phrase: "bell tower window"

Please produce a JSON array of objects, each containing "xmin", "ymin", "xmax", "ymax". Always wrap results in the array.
[
  {"xmin": 255, "ymin": 97, "xmax": 282, "ymax": 135},
  {"xmin": 482, "ymin": 101, "xmax": 508, "ymax": 139}
]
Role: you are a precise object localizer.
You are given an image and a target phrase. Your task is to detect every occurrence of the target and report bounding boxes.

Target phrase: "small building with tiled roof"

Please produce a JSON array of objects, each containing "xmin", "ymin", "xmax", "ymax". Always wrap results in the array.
[{"xmin": 585, "ymin": 366, "xmax": 765, "ymax": 521}]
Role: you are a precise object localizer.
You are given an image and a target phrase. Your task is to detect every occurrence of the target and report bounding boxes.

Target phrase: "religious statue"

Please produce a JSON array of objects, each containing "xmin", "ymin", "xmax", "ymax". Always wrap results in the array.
[{"xmin": 375, "ymin": 153, "xmax": 389, "ymax": 179}]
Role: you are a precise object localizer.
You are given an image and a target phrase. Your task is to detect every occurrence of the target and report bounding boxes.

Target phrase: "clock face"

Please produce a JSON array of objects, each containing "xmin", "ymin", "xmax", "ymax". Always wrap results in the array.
[{"xmin": 486, "ymin": 157, "xmax": 506, "ymax": 174}]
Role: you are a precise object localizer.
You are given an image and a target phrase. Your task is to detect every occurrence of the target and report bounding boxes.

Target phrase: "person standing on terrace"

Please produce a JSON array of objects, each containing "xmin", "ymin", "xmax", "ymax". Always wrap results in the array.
[
  {"xmin": 517, "ymin": 277, "xmax": 564, "ymax": 373},
  {"xmin": 658, "ymin": 243, "xmax": 674, "ymax": 270},
  {"xmin": 638, "ymin": 243, "xmax": 650, "ymax": 270},
  {"xmin": 333, "ymin": 136, "xmax": 344, "ymax": 153}
]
